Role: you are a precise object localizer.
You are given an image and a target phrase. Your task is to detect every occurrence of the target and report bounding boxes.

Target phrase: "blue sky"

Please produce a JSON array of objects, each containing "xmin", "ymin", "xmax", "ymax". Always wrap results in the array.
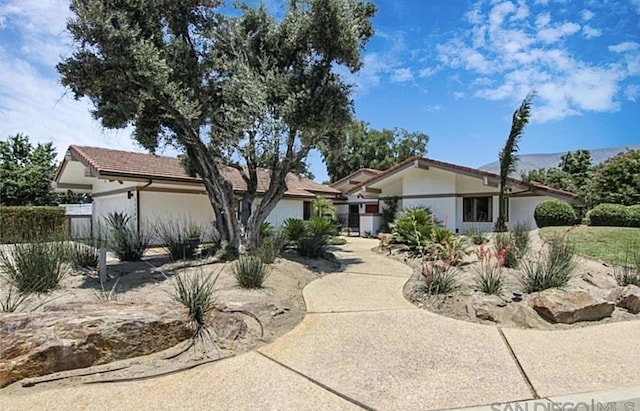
[{"xmin": 1, "ymin": 0, "xmax": 639, "ymax": 183}]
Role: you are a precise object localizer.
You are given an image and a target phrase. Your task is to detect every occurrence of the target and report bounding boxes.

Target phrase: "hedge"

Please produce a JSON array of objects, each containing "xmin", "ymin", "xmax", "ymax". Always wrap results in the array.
[
  {"xmin": 534, "ymin": 200, "xmax": 577, "ymax": 227},
  {"xmin": 588, "ymin": 203, "xmax": 640, "ymax": 228},
  {"xmin": 0, "ymin": 206, "xmax": 66, "ymax": 243}
]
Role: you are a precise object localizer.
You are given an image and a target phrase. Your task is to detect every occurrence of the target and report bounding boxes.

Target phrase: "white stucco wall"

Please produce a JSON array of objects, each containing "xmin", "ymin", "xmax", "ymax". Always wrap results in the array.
[
  {"xmin": 139, "ymin": 191, "xmax": 215, "ymax": 242},
  {"xmin": 93, "ymin": 192, "xmax": 137, "ymax": 233},
  {"xmin": 402, "ymin": 167, "xmax": 455, "ymax": 195},
  {"xmin": 93, "ymin": 179, "xmax": 138, "ymax": 193},
  {"xmin": 360, "ymin": 214, "xmax": 381, "ymax": 235},
  {"xmin": 510, "ymin": 196, "xmax": 557, "ymax": 229},
  {"xmin": 403, "ymin": 197, "xmax": 457, "ymax": 231},
  {"xmin": 264, "ymin": 198, "xmax": 304, "ymax": 227}
]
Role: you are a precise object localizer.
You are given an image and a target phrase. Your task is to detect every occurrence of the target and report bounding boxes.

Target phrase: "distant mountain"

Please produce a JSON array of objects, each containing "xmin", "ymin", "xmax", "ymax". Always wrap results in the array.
[{"xmin": 479, "ymin": 145, "xmax": 640, "ymax": 177}]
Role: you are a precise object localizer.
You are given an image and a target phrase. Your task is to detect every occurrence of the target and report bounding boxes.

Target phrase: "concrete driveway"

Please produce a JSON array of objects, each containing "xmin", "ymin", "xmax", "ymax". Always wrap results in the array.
[{"xmin": 2, "ymin": 237, "xmax": 639, "ymax": 410}]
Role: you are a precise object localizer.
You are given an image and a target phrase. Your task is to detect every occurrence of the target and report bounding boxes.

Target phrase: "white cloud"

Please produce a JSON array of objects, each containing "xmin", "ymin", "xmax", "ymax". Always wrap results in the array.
[
  {"xmin": 391, "ymin": 68, "xmax": 414, "ymax": 83},
  {"xmin": 424, "ymin": 104, "xmax": 442, "ymax": 112},
  {"xmin": 436, "ymin": 1, "xmax": 634, "ymax": 123},
  {"xmin": 580, "ymin": 10, "xmax": 594, "ymax": 21},
  {"xmin": 418, "ymin": 67, "xmax": 439, "ymax": 78},
  {"xmin": 0, "ymin": 1, "xmax": 146, "ymax": 160},
  {"xmin": 625, "ymin": 85, "xmax": 640, "ymax": 101},
  {"xmin": 608, "ymin": 42, "xmax": 640, "ymax": 53},
  {"xmin": 453, "ymin": 92, "xmax": 466, "ymax": 99},
  {"xmin": 537, "ymin": 22, "xmax": 581, "ymax": 43},
  {"xmin": 535, "ymin": 13, "xmax": 551, "ymax": 27},
  {"xmin": 582, "ymin": 25, "xmax": 601, "ymax": 39}
]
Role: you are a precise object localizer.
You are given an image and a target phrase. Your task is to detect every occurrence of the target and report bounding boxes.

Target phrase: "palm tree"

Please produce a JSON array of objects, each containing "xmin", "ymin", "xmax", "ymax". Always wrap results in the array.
[
  {"xmin": 312, "ymin": 196, "xmax": 336, "ymax": 219},
  {"xmin": 495, "ymin": 91, "xmax": 536, "ymax": 232}
]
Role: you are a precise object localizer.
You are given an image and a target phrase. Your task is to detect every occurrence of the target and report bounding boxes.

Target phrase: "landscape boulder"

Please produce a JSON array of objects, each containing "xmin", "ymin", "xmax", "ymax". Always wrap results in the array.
[
  {"xmin": 0, "ymin": 302, "xmax": 192, "ymax": 388},
  {"xmin": 470, "ymin": 296, "xmax": 505, "ymax": 322},
  {"xmin": 581, "ymin": 272, "xmax": 617, "ymax": 289},
  {"xmin": 608, "ymin": 285, "xmax": 640, "ymax": 314},
  {"xmin": 532, "ymin": 289, "xmax": 615, "ymax": 324}
]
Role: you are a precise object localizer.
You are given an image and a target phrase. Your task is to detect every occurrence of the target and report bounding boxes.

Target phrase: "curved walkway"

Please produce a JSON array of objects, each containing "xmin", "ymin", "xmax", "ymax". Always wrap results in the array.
[{"xmin": 2, "ymin": 238, "xmax": 640, "ymax": 410}]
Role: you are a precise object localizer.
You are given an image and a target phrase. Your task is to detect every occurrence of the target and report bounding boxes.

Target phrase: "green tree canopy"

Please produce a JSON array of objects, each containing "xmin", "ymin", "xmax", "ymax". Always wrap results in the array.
[
  {"xmin": 0, "ymin": 134, "xmax": 57, "ymax": 206},
  {"xmin": 321, "ymin": 120, "xmax": 428, "ymax": 182},
  {"xmin": 522, "ymin": 150, "xmax": 594, "ymax": 198},
  {"xmin": 587, "ymin": 150, "xmax": 640, "ymax": 206},
  {"xmin": 58, "ymin": 0, "xmax": 376, "ymax": 251}
]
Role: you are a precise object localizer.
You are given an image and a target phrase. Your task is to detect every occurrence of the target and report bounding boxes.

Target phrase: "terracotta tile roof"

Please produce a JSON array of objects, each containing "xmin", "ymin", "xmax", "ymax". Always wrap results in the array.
[
  {"xmin": 347, "ymin": 155, "xmax": 581, "ymax": 201},
  {"xmin": 62, "ymin": 146, "xmax": 339, "ymax": 197}
]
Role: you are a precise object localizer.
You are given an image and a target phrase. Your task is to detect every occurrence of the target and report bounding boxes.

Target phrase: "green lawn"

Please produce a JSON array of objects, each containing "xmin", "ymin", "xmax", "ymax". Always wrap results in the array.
[{"xmin": 539, "ymin": 226, "xmax": 639, "ymax": 265}]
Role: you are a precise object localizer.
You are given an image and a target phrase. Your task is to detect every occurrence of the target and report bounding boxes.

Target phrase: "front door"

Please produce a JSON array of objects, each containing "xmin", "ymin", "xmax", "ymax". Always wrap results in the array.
[{"xmin": 348, "ymin": 204, "xmax": 360, "ymax": 230}]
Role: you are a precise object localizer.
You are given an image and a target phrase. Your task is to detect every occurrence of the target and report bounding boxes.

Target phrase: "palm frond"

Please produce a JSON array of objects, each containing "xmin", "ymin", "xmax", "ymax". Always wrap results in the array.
[{"xmin": 499, "ymin": 91, "xmax": 536, "ymax": 177}]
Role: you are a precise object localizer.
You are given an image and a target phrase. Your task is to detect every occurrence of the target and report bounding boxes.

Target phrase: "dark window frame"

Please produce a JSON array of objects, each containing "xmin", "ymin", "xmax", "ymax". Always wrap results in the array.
[{"xmin": 463, "ymin": 196, "xmax": 493, "ymax": 223}]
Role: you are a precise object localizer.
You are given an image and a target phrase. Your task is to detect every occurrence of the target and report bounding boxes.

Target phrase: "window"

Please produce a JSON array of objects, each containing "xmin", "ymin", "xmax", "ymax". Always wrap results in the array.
[
  {"xmin": 463, "ymin": 197, "xmax": 492, "ymax": 222},
  {"xmin": 303, "ymin": 201, "xmax": 312, "ymax": 220},
  {"xmin": 364, "ymin": 203, "xmax": 379, "ymax": 214}
]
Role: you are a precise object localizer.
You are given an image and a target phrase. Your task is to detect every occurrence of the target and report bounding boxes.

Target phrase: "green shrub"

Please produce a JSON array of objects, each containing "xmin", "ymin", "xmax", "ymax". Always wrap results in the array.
[
  {"xmin": 328, "ymin": 237, "xmax": 347, "ymax": 246},
  {"xmin": 233, "ymin": 256, "xmax": 270, "ymax": 288},
  {"xmin": 379, "ymin": 197, "xmax": 399, "ymax": 233},
  {"xmin": 518, "ymin": 237, "xmax": 577, "ymax": 293},
  {"xmin": 629, "ymin": 205, "xmax": 640, "ymax": 228},
  {"xmin": 0, "ymin": 240, "xmax": 67, "ymax": 293},
  {"xmin": 420, "ymin": 260, "xmax": 458, "ymax": 294},
  {"xmin": 465, "ymin": 225, "xmax": 489, "ymax": 245},
  {"xmin": 511, "ymin": 222, "xmax": 531, "ymax": 258},
  {"xmin": 391, "ymin": 207, "xmax": 438, "ymax": 248},
  {"xmin": 283, "ymin": 218, "xmax": 306, "ymax": 242},
  {"xmin": 587, "ymin": 204, "xmax": 632, "ymax": 227},
  {"xmin": 255, "ymin": 230, "xmax": 287, "ymax": 264},
  {"xmin": 534, "ymin": 200, "xmax": 577, "ymax": 228},
  {"xmin": 297, "ymin": 234, "xmax": 329, "ymax": 258},
  {"xmin": 427, "ymin": 228, "xmax": 468, "ymax": 265},
  {"xmin": 65, "ymin": 240, "xmax": 100, "ymax": 269},
  {"xmin": 170, "ymin": 270, "xmax": 218, "ymax": 339},
  {"xmin": 0, "ymin": 206, "xmax": 66, "ymax": 243},
  {"xmin": 260, "ymin": 221, "xmax": 274, "ymax": 239}
]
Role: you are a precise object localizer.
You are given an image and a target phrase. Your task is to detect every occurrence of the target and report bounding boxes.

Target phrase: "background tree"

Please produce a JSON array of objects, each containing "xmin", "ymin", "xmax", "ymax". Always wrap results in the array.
[
  {"xmin": 59, "ymin": 0, "xmax": 375, "ymax": 251},
  {"xmin": 0, "ymin": 134, "xmax": 57, "ymax": 206},
  {"xmin": 321, "ymin": 120, "xmax": 428, "ymax": 182},
  {"xmin": 522, "ymin": 150, "xmax": 594, "ymax": 198},
  {"xmin": 495, "ymin": 92, "xmax": 535, "ymax": 232},
  {"xmin": 587, "ymin": 150, "xmax": 640, "ymax": 206}
]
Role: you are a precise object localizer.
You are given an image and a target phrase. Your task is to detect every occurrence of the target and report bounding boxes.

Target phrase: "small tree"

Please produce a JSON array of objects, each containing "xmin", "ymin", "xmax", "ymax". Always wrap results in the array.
[
  {"xmin": 587, "ymin": 150, "xmax": 640, "ymax": 207},
  {"xmin": 495, "ymin": 92, "xmax": 535, "ymax": 232},
  {"xmin": 312, "ymin": 197, "xmax": 336, "ymax": 219},
  {"xmin": 0, "ymin": 134, "xmax": 57, "ymax": 206}
]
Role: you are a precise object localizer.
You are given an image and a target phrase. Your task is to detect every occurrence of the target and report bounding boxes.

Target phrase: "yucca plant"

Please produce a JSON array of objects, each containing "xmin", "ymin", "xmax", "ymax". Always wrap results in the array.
[
  {"xmin": 511, "ymin": 222, "xmax": 531, "ymax": 258},
  {"xmin": 0, "ymin": 240, "xmax": 67, "ymax": 293},
  {"xmin": 421, "ymin": 260, "xmax": 459, "ymax": 294},
  {"xmin": 255, "ymin": 230, "xmax": 287, "ymax": 264},
  {"xmin": 233, "ymin": 256, "xmax": 271, "ymax": 288},
  {"xmin": 518, "ymin": 236, "xmax": 576, "ymax": 293},
  {"xmin": 65, "ymin": 240, "xmax": 101, "ymax": 269},
  {"xmin": 466, "ymin": 225, "xmax": 489, "ymax": 245},
  {"xmin": 0, "ymin": 284, "xmax": 32, "ymax": 312},
  {"xmin": 170, "ymin": 270, "xmax": 219, "ymax": 340},
  {"xmin": 613, "ymin": 246, "xmax": 640, "ymax": 287}
]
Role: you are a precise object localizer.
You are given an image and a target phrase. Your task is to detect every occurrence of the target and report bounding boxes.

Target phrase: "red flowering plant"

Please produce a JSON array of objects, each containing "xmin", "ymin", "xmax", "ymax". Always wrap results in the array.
[{"xmin": 474, "ymin": 244, "xmax": 505, "ymax": 295}]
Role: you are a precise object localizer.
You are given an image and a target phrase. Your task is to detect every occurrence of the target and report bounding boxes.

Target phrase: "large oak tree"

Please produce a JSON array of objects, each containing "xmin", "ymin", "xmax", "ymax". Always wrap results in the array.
[{"xmin": 58, "ymin": 0, "xmax": 375, "ymax": 251}]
